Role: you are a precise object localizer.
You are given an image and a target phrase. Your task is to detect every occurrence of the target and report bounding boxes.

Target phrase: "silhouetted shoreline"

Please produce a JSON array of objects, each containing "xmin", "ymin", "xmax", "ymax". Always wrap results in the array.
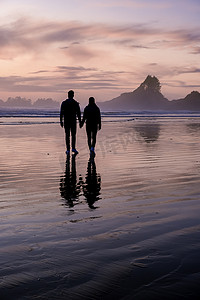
[{"xmin": 1, "ymin": 76, "xmax": 200, "ymax": 112}]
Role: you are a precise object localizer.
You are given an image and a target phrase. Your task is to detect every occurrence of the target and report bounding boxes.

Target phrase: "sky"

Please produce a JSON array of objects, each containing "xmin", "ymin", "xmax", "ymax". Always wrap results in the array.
[{"xmin": 0, "ymin": 0, "xmax": 200, "ymax": 104}]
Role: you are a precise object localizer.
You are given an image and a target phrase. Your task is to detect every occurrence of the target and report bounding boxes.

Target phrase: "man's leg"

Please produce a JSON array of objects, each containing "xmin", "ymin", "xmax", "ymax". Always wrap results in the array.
[
  {"xmin": 71, "ymin": 123, "xmax": 77, "ymax": 151},
  {"xmin": 65, "ymin": 126, "xmax": 70, "ymax": 151}
]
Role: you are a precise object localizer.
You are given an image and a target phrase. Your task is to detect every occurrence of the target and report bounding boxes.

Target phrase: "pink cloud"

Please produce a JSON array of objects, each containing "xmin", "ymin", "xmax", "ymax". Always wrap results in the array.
[{"xmin": 0, "ymin": 17, "xmax": 199, "ymax": 61}]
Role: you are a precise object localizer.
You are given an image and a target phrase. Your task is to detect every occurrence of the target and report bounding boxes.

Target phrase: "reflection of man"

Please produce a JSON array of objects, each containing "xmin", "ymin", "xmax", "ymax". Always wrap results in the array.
[
  {"xmin": 81, "ymin": 97, "xmax": 101, "ymax": 156},
  {"xmin": 60, "ymin": 90, "xmax": 81, "ymax": 155},
  {"xmin": 83, "ymin": 159, "xmax": 101, "ymax": 209},
  {"xmin": 60, "ymin": 155, "xmax": 81, "ymax": 207}
]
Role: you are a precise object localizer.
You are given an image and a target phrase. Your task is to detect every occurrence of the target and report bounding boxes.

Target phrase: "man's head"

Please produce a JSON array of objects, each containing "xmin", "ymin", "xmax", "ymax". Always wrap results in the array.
[
  {"xmin": 68, "ymin": 90, "xmax": 74, "ymax": 99},
  {"xmin": 89, "ymin": 97, "xmax": 95, "ymax": 105}
]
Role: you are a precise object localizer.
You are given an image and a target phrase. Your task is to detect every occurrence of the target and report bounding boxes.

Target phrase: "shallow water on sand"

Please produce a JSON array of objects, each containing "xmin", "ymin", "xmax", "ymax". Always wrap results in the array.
[{"xmin": 0, "ymin": 115, "xmax": 200, "ymax": 299}]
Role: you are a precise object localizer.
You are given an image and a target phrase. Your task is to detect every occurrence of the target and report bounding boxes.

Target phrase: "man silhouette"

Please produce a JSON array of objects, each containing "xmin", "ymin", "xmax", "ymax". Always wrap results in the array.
[
  {"xmin": 60, "ymin": 90, "xmax": 81, "ymax": 155},
  {"xmin": 81, "ymin": 97, "xmax": 101, "ymax": 156}
]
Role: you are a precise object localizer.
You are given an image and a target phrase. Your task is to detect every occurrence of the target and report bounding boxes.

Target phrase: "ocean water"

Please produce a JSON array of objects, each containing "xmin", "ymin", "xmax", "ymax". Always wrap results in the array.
[{"xmin": 0, "ymin": 109, "xmax": 200, "ymax": 299}]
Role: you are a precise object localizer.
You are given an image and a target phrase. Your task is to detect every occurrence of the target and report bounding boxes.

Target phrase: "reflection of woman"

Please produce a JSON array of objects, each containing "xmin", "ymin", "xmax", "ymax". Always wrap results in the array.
[
  {"xmin": 80, "ymin": 97, "xmax": 101, "ymax": 156},
  {"xmin": 60, "ymin": 155, "xmax": 81, "ymax": 207},
  {"xmin": 82, "ymin": 159, "xmax": 101, "ymax": 209}
]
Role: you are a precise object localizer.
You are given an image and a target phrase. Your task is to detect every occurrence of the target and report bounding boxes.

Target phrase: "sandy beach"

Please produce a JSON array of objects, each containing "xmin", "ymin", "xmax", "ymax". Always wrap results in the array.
[{"xmin": 1, "ymin": 113, "xmax": 200, "ymax": 299}]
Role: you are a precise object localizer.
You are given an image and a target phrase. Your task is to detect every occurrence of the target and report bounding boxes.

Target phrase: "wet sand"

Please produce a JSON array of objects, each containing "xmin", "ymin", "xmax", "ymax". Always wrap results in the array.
[{"xmin": 1, "ymin": 115, "xmax": 200, "ymax": 299}]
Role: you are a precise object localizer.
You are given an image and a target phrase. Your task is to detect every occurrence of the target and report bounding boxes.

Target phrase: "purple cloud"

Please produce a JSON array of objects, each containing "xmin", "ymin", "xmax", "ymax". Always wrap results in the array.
[{"xmin": 1, "ymin": 17, "xmax": 200, "ymax": 60}]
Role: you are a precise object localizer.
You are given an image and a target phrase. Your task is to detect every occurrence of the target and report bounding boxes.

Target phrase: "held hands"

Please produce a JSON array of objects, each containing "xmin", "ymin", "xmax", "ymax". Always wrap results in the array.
[{"xmin": 79, "ymin": 120, "xmax": 84, "ymax": 128}]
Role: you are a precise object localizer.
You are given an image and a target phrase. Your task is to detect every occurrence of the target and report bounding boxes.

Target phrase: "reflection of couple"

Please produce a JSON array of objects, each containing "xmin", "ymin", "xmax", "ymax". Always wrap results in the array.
[
  {"xmin": 60, "ymin": 155, "xmax": 81, "ymax": 208},
  {"xmin": 60, "ymin": 155, "xmax": 101, "ymax": 209},
  {"xmin": 60, "ymin": 90, "xmax": 101, "ymax": 157}
]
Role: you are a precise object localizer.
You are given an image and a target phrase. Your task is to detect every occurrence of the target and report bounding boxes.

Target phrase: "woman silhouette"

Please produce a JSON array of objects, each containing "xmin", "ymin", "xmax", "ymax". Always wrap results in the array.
[{"xmin": 81, "ymin": 97, "xmax": 101, "ymax": 156}]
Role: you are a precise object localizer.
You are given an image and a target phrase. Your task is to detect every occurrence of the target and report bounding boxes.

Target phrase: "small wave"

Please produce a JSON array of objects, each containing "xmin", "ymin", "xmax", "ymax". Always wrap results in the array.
[{"xmin": 103, "ymin": 118, "xmax": 135, "ymax": 123}]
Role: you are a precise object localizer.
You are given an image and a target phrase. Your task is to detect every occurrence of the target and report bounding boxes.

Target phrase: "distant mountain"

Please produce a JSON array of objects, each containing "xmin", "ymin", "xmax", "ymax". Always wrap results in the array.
[
  {"xmin": 1, "ymin": 97, "xmax": 32, "ymax": 108},
  {"xmin": 0, "ymin": 99, "xmax": 5, "ymax": 106},
  {"xmin": 33, "ymin": 98, "xmax": 60, "ymax": 109},
  {"xmin": 0, "ymin": 97, "xmax": 60, "ymax": 109},
  {"xmin": 98, "ymin": 75, "xmax": 200, "ymax": 111},
  {"xmin": 170, "ymin": 91, "xmax": 200, "ymax": 111}
]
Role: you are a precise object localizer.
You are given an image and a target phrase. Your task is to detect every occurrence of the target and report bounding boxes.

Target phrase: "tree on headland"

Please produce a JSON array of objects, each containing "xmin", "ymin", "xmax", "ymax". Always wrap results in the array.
[{"xmin": 140, "ymin": 75, "xmax": 161, "ymax": 92}]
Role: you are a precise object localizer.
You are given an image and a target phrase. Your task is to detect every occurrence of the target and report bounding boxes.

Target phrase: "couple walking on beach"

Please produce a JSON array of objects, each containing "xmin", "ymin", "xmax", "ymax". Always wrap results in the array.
[{"xmin": 60, "ymin": 90, "xmax": 101, "ymax": 156}]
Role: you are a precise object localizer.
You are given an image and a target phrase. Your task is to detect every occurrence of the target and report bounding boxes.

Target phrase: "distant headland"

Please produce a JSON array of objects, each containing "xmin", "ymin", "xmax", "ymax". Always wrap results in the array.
[{"xmin": 98, "ymin": 75, "xmax": 200, "ymax": 111}]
